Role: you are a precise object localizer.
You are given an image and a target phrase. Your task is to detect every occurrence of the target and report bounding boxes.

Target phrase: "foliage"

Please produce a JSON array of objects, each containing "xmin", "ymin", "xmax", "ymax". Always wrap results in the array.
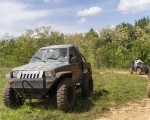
[{"xmin": 0, "ymin": 16, "xmax": 150, "ymax": 68}]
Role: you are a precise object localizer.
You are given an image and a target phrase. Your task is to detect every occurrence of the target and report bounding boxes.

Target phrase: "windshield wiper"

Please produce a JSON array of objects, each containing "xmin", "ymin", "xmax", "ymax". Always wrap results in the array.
[{"xmin": 34, "ymin": 56, "xmax": 46, "ymax": 62}]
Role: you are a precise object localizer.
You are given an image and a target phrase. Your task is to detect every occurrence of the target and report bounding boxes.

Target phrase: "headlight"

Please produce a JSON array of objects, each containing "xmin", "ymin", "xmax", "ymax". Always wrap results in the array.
[
  {"xmin": 45, "ymin": 71, "xmax": 52, "ymax": 77},
  {"xmin": 12, "ymin": 71, "xmax": 19, "ymax": 78},
  {"xmin": 45, "ymin": 70, "xmax": 55, "ymax": 78}
]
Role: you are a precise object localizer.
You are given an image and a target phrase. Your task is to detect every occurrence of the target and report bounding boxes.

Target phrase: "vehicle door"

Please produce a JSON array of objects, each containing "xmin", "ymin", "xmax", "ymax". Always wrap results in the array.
[{"xmin": 69, "ymin": 47, "xmax": 83, "ymax": 83}]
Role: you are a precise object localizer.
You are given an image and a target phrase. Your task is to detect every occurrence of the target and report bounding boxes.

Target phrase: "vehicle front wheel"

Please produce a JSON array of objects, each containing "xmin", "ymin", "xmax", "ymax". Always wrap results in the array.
[
  {"xmin": 81, "ymin": 74, "xmax": 93, "ymax": 98},
  {"xmin": 57, "ymin": 78, "xmax": 76, "ymax": 112},
  {"xmin": 3, "ymin": 84, "xmax": 24, "ymax": 108}
]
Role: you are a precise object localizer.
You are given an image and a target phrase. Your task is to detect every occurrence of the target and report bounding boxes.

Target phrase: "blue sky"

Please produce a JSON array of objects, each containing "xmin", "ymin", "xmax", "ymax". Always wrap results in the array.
[{"xmin": 0, "ymin": 0, "xmax": 150, "ymax": 37}]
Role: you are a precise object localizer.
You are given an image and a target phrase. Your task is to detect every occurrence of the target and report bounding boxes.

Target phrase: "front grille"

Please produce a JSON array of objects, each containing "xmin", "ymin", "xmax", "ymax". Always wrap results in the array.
[{"xmin": 17, "ymin": 71, "xmax": 43, "ymax": 79}]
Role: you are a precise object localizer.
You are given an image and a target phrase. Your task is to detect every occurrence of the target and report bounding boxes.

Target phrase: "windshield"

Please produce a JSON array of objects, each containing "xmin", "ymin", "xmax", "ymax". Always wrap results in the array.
[{"xmin": 30, "ymin": 48, "xmax": 68, "ymax": 63}]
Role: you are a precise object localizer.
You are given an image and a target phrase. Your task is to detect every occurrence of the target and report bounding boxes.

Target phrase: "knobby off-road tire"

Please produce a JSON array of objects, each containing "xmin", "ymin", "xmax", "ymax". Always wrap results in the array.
[
  {"xmin": 3, "ymin": 84, "xmax": 24, "ymax": 108},
  {"xmin": 57, "ymin": 78, "xmax": 76, "ymax": 112},
  {"xmin": 145, "ymin": 69, "xmax": 149, "ymax": 75},
  {"xmin": 81, "ymin": 74, "xmax": 93, "ymax": 98},
  {"xmin": 136, "ymin": 68, "xmax": 142, "ymax": 75},
  {"xmin": 147, "ymin": 82, "xmax": 150, "ymax": 97}
]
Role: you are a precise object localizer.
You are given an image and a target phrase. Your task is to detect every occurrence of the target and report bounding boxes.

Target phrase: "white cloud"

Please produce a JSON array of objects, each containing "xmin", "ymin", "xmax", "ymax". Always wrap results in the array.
[
  {"xmin": 0, "ymin": 2, "xmax": 50, "ymax": 37},
  {"xmin": 77, "ymin": 17, "xmax": 87, "ymax": 24},
  {"xmin": 118, "ymin": 0, "xmax": 150, "ymax": 14},
  {"xmin": 77, "ymin": 7, "xmax": 103, "ymax": 16},
  {"xmin": 0, "ymin": 1, "xmax": 102, "ymax": 38}
]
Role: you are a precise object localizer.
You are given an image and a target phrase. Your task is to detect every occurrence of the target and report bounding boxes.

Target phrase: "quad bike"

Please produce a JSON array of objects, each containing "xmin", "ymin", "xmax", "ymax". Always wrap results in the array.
[{"xmin": 130, "ymin": 62, "xmax": 149, "ymax": 75}]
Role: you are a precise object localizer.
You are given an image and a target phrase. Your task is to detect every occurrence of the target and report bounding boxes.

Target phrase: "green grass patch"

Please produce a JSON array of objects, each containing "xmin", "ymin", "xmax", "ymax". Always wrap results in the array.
[{"xmin": 0, "ymin": 69, "xmax": 148, "ymax": 120}]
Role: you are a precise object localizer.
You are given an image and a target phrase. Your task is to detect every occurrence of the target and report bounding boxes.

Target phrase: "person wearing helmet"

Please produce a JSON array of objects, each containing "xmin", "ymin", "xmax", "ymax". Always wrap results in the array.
[{"xmin": 134, "ymin": 58, "xmax": 143, "ymax": 70}]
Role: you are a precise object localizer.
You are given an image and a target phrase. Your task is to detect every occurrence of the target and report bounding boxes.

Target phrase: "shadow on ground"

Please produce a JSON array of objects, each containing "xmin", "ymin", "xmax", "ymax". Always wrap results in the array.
[
  {"xmin": 73, "ymin": 89, "xmax": 109, "ymax": 113},
  {"xmin": 25, "ymin": 97, "xmax": 57, "ymax": 110},
  {"xmin": 25, "ymin": 89, "xmax": 109, "ymax": 113}
]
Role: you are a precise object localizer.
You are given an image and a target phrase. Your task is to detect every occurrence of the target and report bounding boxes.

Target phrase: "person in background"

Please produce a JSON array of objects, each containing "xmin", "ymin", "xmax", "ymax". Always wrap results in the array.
[{"xmin": 133, "ymin": 58, "xmax": 143, "ymax": 70}]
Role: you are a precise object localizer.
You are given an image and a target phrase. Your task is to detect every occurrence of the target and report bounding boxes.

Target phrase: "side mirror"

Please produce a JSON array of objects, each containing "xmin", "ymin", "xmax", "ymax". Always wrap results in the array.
[{"xmin": 71, "ymin": 56, "xmax": 78, "ymax": 63}]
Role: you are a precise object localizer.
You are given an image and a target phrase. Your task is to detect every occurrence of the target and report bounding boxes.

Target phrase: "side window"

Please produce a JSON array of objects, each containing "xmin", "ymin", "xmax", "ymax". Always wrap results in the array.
[{"xmin": 69, "ymin": 47, "xmax": 79, "ymax": 63}]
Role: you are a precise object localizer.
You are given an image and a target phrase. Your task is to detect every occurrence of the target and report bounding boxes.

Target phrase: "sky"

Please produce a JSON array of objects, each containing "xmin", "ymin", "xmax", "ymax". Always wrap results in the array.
[{"xmin": 0, "ymin": 0, "xmax": 150, "ymax": 37}]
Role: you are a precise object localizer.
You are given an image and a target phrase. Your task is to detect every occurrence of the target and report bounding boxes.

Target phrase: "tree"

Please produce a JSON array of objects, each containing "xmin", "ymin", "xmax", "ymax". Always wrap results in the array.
[{"xmin": 135, "ymin": 16, "xmax": 150, "ymax": 29}]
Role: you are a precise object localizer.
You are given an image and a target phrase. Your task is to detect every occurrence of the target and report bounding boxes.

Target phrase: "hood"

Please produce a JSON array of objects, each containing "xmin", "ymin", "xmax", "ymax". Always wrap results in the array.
[{"xmin": 12, "ymin": 62, "xmax": 68, "ymax": 71}]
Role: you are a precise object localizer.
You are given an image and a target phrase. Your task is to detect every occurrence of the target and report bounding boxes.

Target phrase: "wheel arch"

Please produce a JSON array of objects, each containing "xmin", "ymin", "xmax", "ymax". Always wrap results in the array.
[{"xmin": 46, "ymin": 72, "xmax": 73, "ymax": 95}]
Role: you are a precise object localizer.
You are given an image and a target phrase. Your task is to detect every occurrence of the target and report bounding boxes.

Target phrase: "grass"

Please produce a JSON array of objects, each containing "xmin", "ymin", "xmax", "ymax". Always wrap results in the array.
[{"xmin": 0, "ymin": 68, "xmax": 148, "ymax": 120}]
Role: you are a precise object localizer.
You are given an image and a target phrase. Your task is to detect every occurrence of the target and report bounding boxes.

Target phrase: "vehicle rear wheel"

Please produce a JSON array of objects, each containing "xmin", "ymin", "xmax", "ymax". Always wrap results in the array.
[
  {"xmin": 145, "ymin": 69, "xmax": 149, "ymax": 75},
  {"xmin": 136, "ymin": 68, "xmax": 142, "ymax": 75},
  {"xmin": 57, "ymin": 78, "xmax": 76, "ymax": 112},
  {"xmin": 81, "ymin": 74, "xmax": 93, "ymax": 98},
  {"xmin": 147, "ymin": 82, "xmax": 150, "ymax": 97},
  {"xmin": 3, "ymin": 84, "xmax": 24, "ymax": 108}
]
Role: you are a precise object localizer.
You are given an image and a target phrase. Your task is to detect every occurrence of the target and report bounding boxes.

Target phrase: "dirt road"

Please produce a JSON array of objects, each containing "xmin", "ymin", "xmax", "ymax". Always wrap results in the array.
[
  {"xmin": 97, "ymin": 98, "xmax": 150, "ymax": 120},
  {"xmin": 99, "ymin": 69, "xmax": 148, "ymax": 78},
  {"xmin": 97, "ymin": 70, "xmax": 150, "ymax": 120}
]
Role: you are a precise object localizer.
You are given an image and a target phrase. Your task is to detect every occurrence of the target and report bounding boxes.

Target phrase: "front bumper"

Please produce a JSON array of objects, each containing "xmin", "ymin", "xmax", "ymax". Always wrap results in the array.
[{"xmin": 7, "ymin": 78, "xmax": 55, "ymax": 96}]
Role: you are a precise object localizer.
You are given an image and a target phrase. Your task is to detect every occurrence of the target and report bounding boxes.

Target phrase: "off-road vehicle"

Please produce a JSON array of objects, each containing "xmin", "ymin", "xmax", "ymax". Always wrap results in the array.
[
  {"xmin": 130, "ymin": 62, "xmax": 149, "ymax": 75},
  {"xmin": 3, "ymin": 44, "xmax": 93, "ymax": 111}
]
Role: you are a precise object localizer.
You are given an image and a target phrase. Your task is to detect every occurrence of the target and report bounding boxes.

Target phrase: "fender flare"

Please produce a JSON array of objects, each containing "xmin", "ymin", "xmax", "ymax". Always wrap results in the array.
[
  {"xmin": 56, "ymin": 71, "xmax": 72, "ymax": 79},
  {"xmin": 47, "ymin": 71, "xmax": 73, "ymax": 93}
]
